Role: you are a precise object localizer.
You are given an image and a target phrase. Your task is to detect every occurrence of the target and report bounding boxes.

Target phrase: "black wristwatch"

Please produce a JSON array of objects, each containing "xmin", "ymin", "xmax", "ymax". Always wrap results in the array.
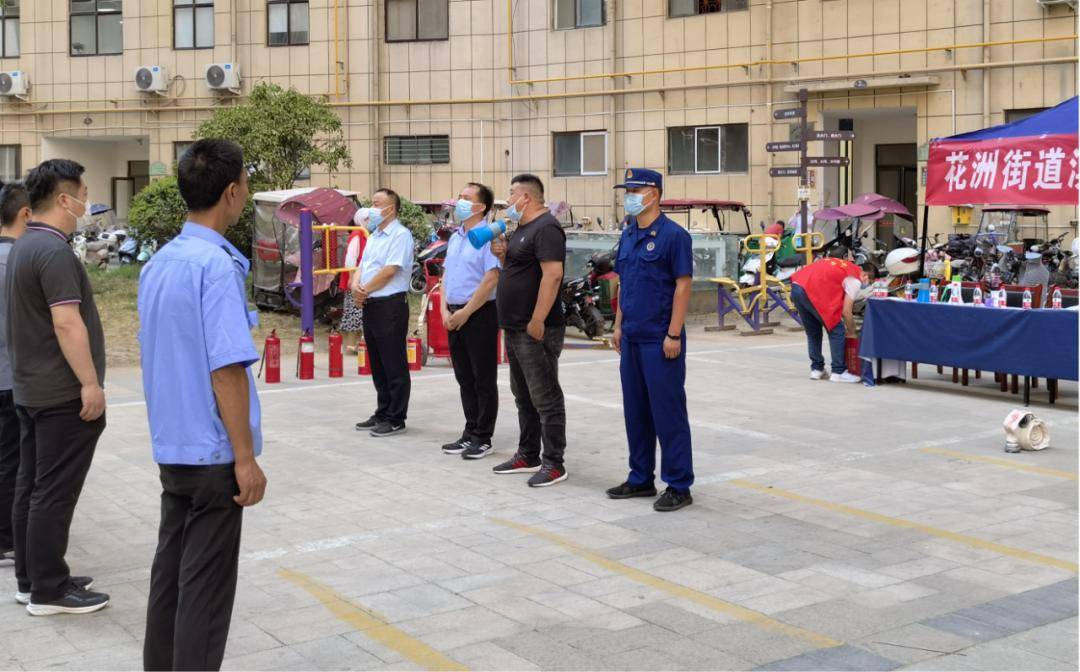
[{"xmin": 666, "ymin": 333, "xmax": 680, "ymax": 340}]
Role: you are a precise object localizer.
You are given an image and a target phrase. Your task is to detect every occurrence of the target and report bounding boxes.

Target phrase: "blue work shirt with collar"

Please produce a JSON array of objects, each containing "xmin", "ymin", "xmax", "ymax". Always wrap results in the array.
[
  {"xmin": 614, "ymin": 213, "xmax": 694, "ymax": 343},
  {"xmin": 443, "ymin": 224, "xmax": 500, "ymax": 305},
  {"xmin": 359, "ymin": 219, "xmax": 414, "ymax": 297},
  {"xmin": 138, "ymin": 222, "xmax": 263, "ymax": 466}
]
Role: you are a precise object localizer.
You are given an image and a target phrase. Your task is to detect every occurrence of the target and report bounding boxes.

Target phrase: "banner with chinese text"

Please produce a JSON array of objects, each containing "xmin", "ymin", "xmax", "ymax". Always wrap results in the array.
[{"xmin": 926, "ymin": 97, "xmax": 1079, "ymax": 206}]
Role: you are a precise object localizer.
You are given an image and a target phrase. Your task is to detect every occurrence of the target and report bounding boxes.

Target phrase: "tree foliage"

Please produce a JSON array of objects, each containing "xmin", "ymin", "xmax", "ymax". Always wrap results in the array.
[
  {"xmin": 127, "ymin": 176, "xmax": 252, "ymax": 253},
  {"xmin": 193, "ymin": 83, "xmax": 351, "ymax": 191}
]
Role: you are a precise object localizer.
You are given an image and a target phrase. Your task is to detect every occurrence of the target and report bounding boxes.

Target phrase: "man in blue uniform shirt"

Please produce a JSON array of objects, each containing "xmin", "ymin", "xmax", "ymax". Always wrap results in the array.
[
  {"xmin": 138, "ymin": 139, "xmax": 267, "ymax": 670},
  {"xmin": 607, "ymin": 168, "xmax": 695, "ymax": 512}
]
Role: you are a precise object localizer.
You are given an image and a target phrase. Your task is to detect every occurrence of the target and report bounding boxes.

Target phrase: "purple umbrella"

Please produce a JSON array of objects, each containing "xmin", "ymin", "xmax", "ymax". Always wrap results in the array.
[
  {"xmin": 853, "ymin": 193, "xmax": 913, "ymax": 220},
  {"xmin": 813, "ymin": 203, "xmax": 885, "ymax": 221}
]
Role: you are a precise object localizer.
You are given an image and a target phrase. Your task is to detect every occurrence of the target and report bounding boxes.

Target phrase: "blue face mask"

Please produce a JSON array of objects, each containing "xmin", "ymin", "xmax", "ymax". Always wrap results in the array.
[
  {"xmin": 624, "ymin": 193, "xmax": 647, "ymax": 216},
  {"xmin": 367, "ymin": 206, "xmax": 385, "ymax": 231},
  {"xmin": 455, "ymin": 199, "xmax": 477, "ymax": 222},
  {"xmin": 505, "ymin": 197, "xmax": 524, "ymax": 223}
]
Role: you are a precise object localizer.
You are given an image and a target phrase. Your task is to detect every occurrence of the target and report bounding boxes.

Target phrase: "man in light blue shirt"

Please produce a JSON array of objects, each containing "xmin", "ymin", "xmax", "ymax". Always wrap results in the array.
[
  {"xmin": 439, "ymin": 183, "xmax": 501, "ymax": 460},
  {"xmin": 138, "ymin": 139, "xmax": 267, "ymax": 672},
  {"xmin": 351, "ymin": 188, "xmax": 415, "ymax": 437}
]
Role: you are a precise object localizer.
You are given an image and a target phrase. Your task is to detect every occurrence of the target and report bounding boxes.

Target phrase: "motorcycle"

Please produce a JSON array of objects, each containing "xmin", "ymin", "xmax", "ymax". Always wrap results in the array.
[
  {"xmin": 562, "ymin": 271, "xmax": 605, "ymax": 340},
  {"xmin": 411, "ymin": 226, "xmax": 452, "ymax": 294}
]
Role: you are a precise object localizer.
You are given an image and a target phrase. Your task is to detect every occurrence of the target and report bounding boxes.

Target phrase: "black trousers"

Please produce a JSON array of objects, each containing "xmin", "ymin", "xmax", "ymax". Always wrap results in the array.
[
  {"xmin": 448, "ymin": 301, "xmax": 499, "ymax": 444},
  {"xmin": 144, "ymin": 464, "xmax": 243, "ymax": 672},
  {"xmin": 13, "ymin": 398, "xmax": 105, "ymax": 601},
  {"xmin": 505, "ymin": 326, "xmax": 566, "ymax": 465},
  {"xmin": 0, "ymin": 390, "xmax": 20, "ymax": 551},
  {"xmin": 362, "ymin": 293, "xmax": 411, "ymax": 424}
]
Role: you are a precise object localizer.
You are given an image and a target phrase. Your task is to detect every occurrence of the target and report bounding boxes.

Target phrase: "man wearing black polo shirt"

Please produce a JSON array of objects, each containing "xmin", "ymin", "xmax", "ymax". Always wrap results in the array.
[
  {"xmin": 6, "ymin": 160, "xmax": 109, "ymax": 615},
  {"xmin": 489, "ymin": 174, "xmax": 568, "ymax": 487}
]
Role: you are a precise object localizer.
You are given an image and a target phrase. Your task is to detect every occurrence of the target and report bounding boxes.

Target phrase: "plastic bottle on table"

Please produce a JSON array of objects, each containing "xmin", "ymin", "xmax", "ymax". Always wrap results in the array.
[
  {"xmin": 1052, "ymin": 288, "xmax": 1063, "ymax": 309},
  {"xmin": 929, "ymin": 282, "xmax": 939, "ymax": 303},
  {"xmin": 1022, "ymin": 289, "xmax": 1032, "ymax": 309},
  {"xmin": 904, "ymin": 283, "xmax": 914, "ymax": 301},
  {"xmin": 996, "ymin": 288, "xmax": 1007, "ymax": 308},
  {"xmin": 949, "ymin": 275, "xmax": 963, "ymax": 304},
  {"xmin": 973, "ymin": 286, "xmax": 983, "ymax": 306}
]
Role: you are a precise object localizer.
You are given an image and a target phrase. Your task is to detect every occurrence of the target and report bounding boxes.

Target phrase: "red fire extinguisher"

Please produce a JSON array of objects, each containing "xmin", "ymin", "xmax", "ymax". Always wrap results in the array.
[
  {"xmin": 407, "ymin": 335, "xmax": 423, "ymax": 372},
  {"xmin": 496, "ymin": 330, "xmax": 507, "ymax": 365},
  {"xmin": 262, "ymin": 329, "xmax": 281, "ymax": 383},
  {"xmin": 328, "ymin": 331, "xmax": 343, "ymax": 378},
  {"xmin": 357, "ymin": 340, "xmax": 371, "ymax": 375},
  {"xmin": 297, "ymin": 333, "xmax": 315, "ymax": 380}
]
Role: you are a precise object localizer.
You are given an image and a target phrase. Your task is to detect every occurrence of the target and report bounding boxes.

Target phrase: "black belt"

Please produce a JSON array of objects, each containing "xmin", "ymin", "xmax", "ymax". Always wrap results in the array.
[
  {"xmin": 364, "ymin": 292, "xmax": 407, "ymax": 306},
  {"xmin": 447, "ymin": 299, "xmax": 494, "ymax": 312}
]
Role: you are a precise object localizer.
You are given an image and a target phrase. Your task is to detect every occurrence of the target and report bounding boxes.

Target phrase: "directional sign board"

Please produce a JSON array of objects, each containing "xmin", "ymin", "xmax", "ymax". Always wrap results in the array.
[
  {"xmin": 803, "ymin": 156, "xmax": 850, "ymax": 167},
  {"xmin": 808, "ymin": 130, "xmax": 856, "ymax": 142},
  {"xmin": 766, "ymin": 141, "xmax": 803, "ymax": 152},
  {"xmin": 770, "ymin": 166, "xmax": 804, "ymax": 177},
  {"xmin": 773, "ymin": 107, "xmax": 805, "ymax": 120}
]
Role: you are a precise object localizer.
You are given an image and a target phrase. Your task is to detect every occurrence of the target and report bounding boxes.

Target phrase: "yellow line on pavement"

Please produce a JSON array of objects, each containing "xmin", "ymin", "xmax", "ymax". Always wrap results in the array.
[
  {"xmin": 489, "ymin": 517, "xmax": 842, "ymax": 648},
  {"xmin": 278, "ymin": 569, "xmax": 468, "ymax": 671},
  {"xmin": 921, "ymin": 447, "xmax": 1079, "ymax": 481},
  {"xmin": 728, "ymin": 480, "xmax": 1079, "ymax": 574}
]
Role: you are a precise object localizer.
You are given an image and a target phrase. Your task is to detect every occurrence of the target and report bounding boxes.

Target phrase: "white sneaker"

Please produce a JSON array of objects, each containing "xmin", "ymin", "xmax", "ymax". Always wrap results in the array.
[
  {"xmin": 829, "ymin": 371, "xmax": 861, "ymax": 384},
  {"xmin": 14, "ymin": 591, "xmax": 29, "ymax": 605},
  {"xmin": 809, "ymin": 370, "xmax": 827, "ymax": 380}
]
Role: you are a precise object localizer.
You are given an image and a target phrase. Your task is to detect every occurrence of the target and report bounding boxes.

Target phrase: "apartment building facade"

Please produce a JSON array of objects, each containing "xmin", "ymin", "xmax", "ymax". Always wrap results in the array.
[{"xmin": 0, "ymin": 0, "xmax": 1076, "ymax": 233}]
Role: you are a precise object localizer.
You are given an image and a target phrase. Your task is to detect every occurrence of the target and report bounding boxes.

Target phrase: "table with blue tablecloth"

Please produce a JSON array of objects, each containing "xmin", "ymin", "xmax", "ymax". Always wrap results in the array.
[{"xmin": 859, "ymin": 299, "xmax": 1079, "ymax": 404}]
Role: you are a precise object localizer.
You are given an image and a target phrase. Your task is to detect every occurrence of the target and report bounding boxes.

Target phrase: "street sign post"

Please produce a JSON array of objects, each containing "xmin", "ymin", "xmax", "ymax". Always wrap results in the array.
[
  {"xmin": 804, "ymin": 156, "xmax": 850, "ymax": 167},
  {"xmin": 773, "ymin": 107, "xmax": 805, "ymax": 120},
  {"xmin": 766, "ymin": 141, "xmax": 803, "ymax": 152},
  {"xmin": 769, "ymin": 167, "xmax": 804, "ymax": 177},
  {"xmin": 808, "ymin": 130, "xmax": 856, "ymax": 142}
]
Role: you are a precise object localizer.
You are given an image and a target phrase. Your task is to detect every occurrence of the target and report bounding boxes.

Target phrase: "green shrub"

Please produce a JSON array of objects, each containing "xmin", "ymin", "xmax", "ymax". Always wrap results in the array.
[{"xmin": 127, "ymin": 176, "xmax": 254, "ymax": 254}]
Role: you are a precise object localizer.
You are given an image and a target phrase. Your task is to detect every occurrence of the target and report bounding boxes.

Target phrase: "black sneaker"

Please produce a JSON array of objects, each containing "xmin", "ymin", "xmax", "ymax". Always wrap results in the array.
[
  {"xmin": 370, "ymin": 422, "xmax": 406, "ymax": 437},
  {"xmin": 492, "ymin": 453, "xmax": 541, "ymax": 474},
  {"xmin": 355, "ymin": 415, "xmax": 380, "ymax": 430},
  {"xmin": 653, "ymin": 488, "xmax": 693, "ymax": 512},
  {"xmin": 16, "ymin": 576, "xmax": 94, "ymax": 605},
  {"xmin": 461, "ymin": 442, "xmax": 492, "ymax": 460},
  {"xmin": 0, "ymin": 548, "xmax": 13, "ymax": 566},
  {"xmin": 442, "ymin": 437, "xmax": 471, "ymax": 455},
  {"xmin": 527, "ymin": 464, "xmax": 568, "ymax": 487},
  {"xmin": 605, "ymin": 482, "xmax": 658, "ymax": 499},
  {"xmin": 26, "ymin": 582, "xmax": 109, "ymax": 616}
]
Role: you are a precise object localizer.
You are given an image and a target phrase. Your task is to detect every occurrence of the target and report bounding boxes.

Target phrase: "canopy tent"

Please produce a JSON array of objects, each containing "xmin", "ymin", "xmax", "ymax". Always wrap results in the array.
[{"xmin": 926, "ymin": 96, "xmax": 1078, "ymax": 206}]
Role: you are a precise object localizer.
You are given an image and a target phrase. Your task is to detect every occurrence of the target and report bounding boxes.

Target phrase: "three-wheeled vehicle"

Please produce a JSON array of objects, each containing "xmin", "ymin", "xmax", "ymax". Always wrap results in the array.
[
  {"xmin": 975, "ymin": 206, "xmax": 1052, "ymax": 251},
  {"xmin": 658, "ymin": 199, "xmax": 753, "ymax": 234},
  {"xmin": 251, "ymin": 187, "xmax": 360, "ymax": 319}
]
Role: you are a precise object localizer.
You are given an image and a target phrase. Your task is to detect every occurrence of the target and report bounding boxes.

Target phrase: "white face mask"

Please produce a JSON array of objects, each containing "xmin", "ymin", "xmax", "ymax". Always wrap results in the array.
[{"xmin": 62, "ymin": 194, "xmax": 89, "ymax": 225}]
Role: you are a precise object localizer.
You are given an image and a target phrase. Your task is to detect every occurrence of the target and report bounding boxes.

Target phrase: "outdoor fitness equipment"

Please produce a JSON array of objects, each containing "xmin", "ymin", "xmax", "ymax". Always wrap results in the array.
[{"xmin": 709, "ymin": 233, "xmax": 807, "ymax": 335}]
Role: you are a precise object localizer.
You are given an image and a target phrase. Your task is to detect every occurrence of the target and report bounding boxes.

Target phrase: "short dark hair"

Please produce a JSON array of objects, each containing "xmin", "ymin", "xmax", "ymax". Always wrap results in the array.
[
  {"xmin": 861, "ymin": 262, "xmax": 878, "ymax": 278},
  {"xmin": 374, "ymin": 187, "xmax": 401, "ymax": 213},
  {"xmin": 177, "ymin": 139, "xmax": 246, "ymax": 212},
  {"xmin": 511, "ymin": 173, "xmax": 545, "ymax": 199},
  {"xmin": 0, "ymin": 181, "xmax": 30, "ymax": 228},
  {"xmin": 826, "ymin": 244, "xmax": 850, "ymax": 259},
  {"xmin": 25, "ymin": 159, "xmax": 85, "ymax": 212},
  {"xmin": 466, "ymin": 182, "xmax": 494, "ymax": 217}
]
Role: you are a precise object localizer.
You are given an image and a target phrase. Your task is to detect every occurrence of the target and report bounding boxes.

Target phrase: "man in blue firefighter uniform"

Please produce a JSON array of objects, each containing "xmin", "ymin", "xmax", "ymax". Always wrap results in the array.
[{"xmin": 606, "ymin": 168, "xmax": 695, "ymax": 512}]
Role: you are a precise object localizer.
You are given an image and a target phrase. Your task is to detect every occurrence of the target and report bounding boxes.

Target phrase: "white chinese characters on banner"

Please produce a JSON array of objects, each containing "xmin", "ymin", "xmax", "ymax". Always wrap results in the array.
[
  {"xmin": 944, "ymin": 151, "xmax": 969, "ymax": 192},
  {"xmin": 942, "ymin": 146, "xmax": 1075, "ymax": 194},
  {"xmin": 1033, "ymin": 147, "xmax": 1065, "ymax": 190},
  {"xmin": 1069, "ymin": 147, "xmax": 1079, "ymax": 190},
  {"xmin": 970, "ymin": 150, "xmax": 999, "ymax": 190},
  {"xmin": 1002, "ymin": 149, "xmax": 1033, "ymax": 190}
]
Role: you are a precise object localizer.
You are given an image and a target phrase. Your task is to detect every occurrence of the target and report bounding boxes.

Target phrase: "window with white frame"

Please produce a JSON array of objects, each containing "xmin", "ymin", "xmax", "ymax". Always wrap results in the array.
[
  {"xmin": 386, "ymin": 0, "xmax": 449, "ymax": 42},
  {"xmin": 0, "ymin": 1, "xmax": 19, "ymax": 59},
  {"xmin": 384, "ymin": 136, "xmax": 450, "ymax": 165},
  {"xmin": 175, "ymin": 0, "xmax": 214, "ymax": 50},
  {"xmin": 0, "ymin": 145, "xmax": 20, "ymax": 183},
  {"xmin": 268, "ymin": 0, "xmax": 309, "ymax": 46},
  {"xmin": 669, "ymin": 0, "xmax": 747, "ymax": 18},
  {"xmin": 70, "ymin": 0, "xmax": 123, "ymax": 56},
  {"xmin": 668, "ymin": 124, "xmax": 748, "ymax": 174},
  {"xmin": 554, "ymin": 131, "xmax": 607, "ymax": 176},
  {"xmin": 554, "ymin": 0, "xmax": 604, "ymax": 30}
]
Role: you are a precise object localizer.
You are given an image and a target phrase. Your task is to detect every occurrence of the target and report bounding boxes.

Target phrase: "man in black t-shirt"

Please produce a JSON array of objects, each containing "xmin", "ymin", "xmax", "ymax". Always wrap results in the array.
[
  {"xmin": 490, "ymin": 174, "xmax": 568, "ymax": 487},
  {"xmin": 6, "ymin": 160, "xmax": 109, "ymax": 616}
]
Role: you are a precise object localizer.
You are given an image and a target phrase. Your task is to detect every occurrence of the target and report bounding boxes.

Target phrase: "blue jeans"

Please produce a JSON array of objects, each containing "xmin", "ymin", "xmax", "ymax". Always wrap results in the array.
[{"xmin": 792, "ymin": 284, "xmax": 847, "ymax": 374}]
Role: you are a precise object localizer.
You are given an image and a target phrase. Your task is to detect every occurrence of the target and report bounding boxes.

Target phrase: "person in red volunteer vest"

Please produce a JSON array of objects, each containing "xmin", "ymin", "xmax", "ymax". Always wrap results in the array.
[{"xmin": 790, "ymin": 245, "xmax": 870, "ymax": 383}]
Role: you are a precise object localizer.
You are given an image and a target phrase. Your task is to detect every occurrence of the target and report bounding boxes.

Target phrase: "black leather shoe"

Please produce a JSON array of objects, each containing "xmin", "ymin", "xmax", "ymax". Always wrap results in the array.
[
  {"xmin": 355, "ymin": 415, "xmax": 379, "ymax": 430},
  {"xmin": 27, "ymin": 583, "xmax": 109, "ymax": 616},
  {"xmin": 653, "ymin": 488, "xmax": 693, "ymax": 512},
  {"xmin": 605, "ymin": 482, "xmax": 658, "ymax": 499}
]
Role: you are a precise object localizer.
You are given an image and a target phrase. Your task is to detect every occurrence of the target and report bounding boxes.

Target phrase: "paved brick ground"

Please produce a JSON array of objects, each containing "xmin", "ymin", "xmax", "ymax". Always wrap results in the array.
[{"xmin": 0, "ymin": 326, "xmax": 1076, "ymax": 671}]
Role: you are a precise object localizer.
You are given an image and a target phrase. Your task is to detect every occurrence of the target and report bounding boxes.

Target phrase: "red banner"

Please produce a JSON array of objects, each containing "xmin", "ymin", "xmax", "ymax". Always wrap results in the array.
[{"xmin": 926, "ymin": 134, "xmax": 1079, "ymax": 206}]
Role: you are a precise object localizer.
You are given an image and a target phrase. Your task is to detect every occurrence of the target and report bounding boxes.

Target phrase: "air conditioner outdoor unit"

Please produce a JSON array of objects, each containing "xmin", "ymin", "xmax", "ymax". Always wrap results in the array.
[
  {"xmin": 135, "ymin": 65, "xmax": 169, "ymax": 95},
  {"xmin": 205, "ymin": 63, "xmax": 241, "ymax": 94},
  {"xmin": 0, "ymin": 71, "xmax": 31, "ymax": 100}
]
